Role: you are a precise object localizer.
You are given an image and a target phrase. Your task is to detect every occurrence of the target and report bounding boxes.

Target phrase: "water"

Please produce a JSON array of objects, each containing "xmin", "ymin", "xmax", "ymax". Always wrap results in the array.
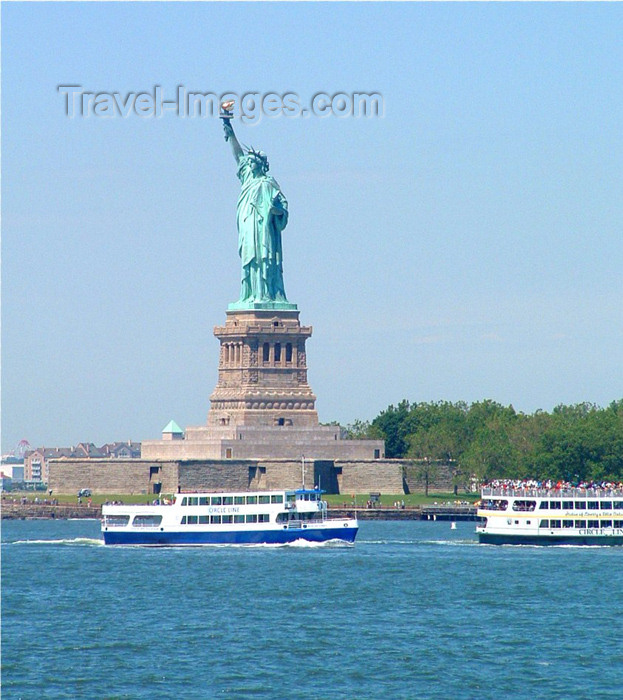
[{"xmin": 2, "ymin": 519, "xmax": 622, "ymax": 699}]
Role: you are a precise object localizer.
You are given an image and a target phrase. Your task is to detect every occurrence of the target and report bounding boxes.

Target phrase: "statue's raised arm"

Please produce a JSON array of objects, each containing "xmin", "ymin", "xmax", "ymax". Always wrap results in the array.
[
  {"xmin": 220, "ymin": 104, "xmax": 294, "ymax": 311},
  {"xmin": 223, "ymin": 118, "xmax": 243, "ymax": 163}
]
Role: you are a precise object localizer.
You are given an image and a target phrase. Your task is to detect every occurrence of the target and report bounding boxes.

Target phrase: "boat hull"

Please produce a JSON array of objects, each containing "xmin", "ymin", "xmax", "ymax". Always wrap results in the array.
[
  {"xmin": 103, "ymin": 525, "xmax": 358, "ymax": 546},
  {"xmin": 478, "ymin": 532, "xmax": 623, "ymax": 546}
]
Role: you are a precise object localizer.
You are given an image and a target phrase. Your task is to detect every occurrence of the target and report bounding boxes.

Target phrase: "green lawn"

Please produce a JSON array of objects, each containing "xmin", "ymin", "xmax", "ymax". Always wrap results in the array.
[{"xmin": 3, "ymin": 492, "xmax": 170, "ymax": 506}]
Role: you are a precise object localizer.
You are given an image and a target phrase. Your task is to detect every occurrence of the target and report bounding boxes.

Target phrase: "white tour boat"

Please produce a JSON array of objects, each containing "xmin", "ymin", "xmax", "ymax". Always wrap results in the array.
[
  {"xmin": 477, "ymin": 486, "xmax": 623, "ymax": 545},
  {"xmin": 101, "ymin": 488, "xmax": 357, "ymax": 546}
]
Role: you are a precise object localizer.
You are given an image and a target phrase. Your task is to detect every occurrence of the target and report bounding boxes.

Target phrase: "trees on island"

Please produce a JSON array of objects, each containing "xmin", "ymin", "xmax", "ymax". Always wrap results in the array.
[{"xmin": 344, "ymin": 399, "xmax": 623, "ymax": 484}]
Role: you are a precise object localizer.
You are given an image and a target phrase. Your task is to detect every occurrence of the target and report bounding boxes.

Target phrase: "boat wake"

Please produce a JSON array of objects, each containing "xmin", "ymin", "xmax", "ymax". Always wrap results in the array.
[
  {"xmin": 422, "ymin": 539, "xmax": 478, "ymax": 546},
  {"xmin": 7, "ymin": 537, "xmax": 104, "ymax": 547},
  {"xmin": 276, "ymin": 538, "xmax": 354, "ymax": 548},
  {"xmin": 363, "ymin": 538, "xmax": 477, "ymax": 547}
]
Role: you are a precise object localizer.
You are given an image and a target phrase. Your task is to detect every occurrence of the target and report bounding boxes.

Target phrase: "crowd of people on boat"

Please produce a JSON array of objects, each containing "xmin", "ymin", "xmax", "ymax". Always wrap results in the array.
[{"xmin": 482, "ymin": 478, "xmax": 623, "ymax": 494}]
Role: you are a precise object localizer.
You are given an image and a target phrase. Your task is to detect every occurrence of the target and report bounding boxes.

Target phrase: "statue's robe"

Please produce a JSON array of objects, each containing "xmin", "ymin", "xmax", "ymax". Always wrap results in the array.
[{"xmin": 236, "ymin": 155, "xmax": 289, "ymax": 303}]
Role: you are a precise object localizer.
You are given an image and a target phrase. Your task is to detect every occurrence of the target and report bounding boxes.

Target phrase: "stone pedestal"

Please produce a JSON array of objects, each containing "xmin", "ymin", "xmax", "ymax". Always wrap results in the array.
[
  {"xmin": 207, "ymin": 308, "xmax": 318, "ymax": 430},
  {"xmin": 141, "ymin": 308, "xmax": 385, "ymax": 462}
]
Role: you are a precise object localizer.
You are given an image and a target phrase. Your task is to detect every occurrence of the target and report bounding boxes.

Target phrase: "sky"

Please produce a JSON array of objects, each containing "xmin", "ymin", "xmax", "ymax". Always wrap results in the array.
[{"xmin": 2, "ymin": 2, "xmax": 622, "ymax": 454}]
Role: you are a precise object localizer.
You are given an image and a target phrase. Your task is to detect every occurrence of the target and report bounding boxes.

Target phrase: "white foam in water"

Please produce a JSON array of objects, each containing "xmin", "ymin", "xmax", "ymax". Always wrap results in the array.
[
  {"xmin": 10, "ymin": 538, "xmax": 104, "ymax": 546},
  {"xmin": 281, "ymin": 538, "xmax": 353, "ymax": 548}
]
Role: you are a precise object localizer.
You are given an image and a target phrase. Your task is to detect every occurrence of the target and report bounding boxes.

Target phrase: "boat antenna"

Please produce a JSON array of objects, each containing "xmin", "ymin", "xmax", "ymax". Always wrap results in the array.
[{"xmin": 301, "ymin": 454, "xmax": 305, "ymax": 489}]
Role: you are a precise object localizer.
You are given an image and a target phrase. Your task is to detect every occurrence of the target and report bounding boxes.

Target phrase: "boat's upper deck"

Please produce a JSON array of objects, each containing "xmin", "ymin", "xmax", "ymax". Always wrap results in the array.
[
  {"xmin": 173, "ymin": 488, "xmax": 325, "ymax": 508},
  {"xmin": 481, "ymin": 487, "xmax": 623, "ymax": 499}
]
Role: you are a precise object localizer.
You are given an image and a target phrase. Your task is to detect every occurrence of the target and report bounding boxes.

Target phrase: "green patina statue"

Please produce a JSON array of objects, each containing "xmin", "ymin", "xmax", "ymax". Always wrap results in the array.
[{"xmin": 223, "ymin": 113, "xmax": 296, "ymax": 310}]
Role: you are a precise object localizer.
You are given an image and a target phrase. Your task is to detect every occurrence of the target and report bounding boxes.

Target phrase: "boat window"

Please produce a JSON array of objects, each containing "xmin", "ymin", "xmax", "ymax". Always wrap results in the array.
[
  {"xmin": 575, "ymin": 501, "xmax": 586, "ymax": 509},
  {"xmin": 562, "ymin": 501, "xmax": 573, "ymax": 510},
  {"xmin": 484, "ymin": 500, "xmax": 508, "ymax": 511},
  {"xmin": 562, "ymin": 520, "xmax": 574, "ymax": 529},
  {"xmin": 234, "ymin": 515, "xmax": 245, "ymax": 523},
  {"xmin": 181, "ymin": 497, "xmax": 188, "ymax": 506},
  {"xmin": 601, "ymin": 502, "xmax": 612, "ymax": 510},
  {"xmin": 602, "ymin": 520, "xmax": 613, "ymax": 528},
  {"xmin": 222, "ymin": 497, "xmax": 233, "ymax": 505},
  {"xmin": 222, "ymin": 515, "xmax": 233, "ymax": 524},
  {"xmin": 181, "ymin": 516, "xmax": 187, "ymax": 524},
  {"xmin": 575, "ymin": 520, "xmax": 586, "ymax": 528},
  {"xmin": 512, "ymin": 500, "xmax": 536, "ymax": 512},
  {"xmin": 549, "ymin": 501, "xmax": 561, "ymax": 510},
  {"xmin": 246, "ymin": 496, "xmax": 257, "ymax": 504},
  {"xmin": 613, "ymin": 501, "xmax": 623, "ymax": 509},
  {"xmin": 188, "ymin": 497, "xmax": 198, "ymax": 506},
  {"xmin": 133, "ymin": 515, "xmax": 163, "ymax": 527},
  {"xmin": 199, "ymin": 515, "xmax": 209, "ymax": 524},
  {"xmin": 588, "ymin": 520, "xmax": 600, "ymax": 528},
  {"xmin": 539, "ymin": 501, "xmax": 549, "ymax": 510},
  {"xmin": 258, "ymin": 495, "xmax": 270, "ymax": 504},
  {"xmin": 234, "ymin": 496, "xmax": 245, "ymax": 505},
  {"xmin": 105, "ymin": 515, "xmax": 130, "ymax": 527},
  {"xmin": 271, "ymin": 495, "xmax": 283, "ymax": 504},
  {"xmin": 258, "ymin": 514, "xmax": 270, "ymax": 522},
  {"xmin": 187, "ymin": 515, "xmax": 198, "ymax": 525},
  {"xmin": 539, "ymin": 519, "xmax": 549, "ymax": 528},
  {"xmin": 276, "ymin": 513, "xmax": 288, "ymax": 522},
  {"xmin": 211, "ymin": 497, "xmax": 222, "ymax": 506},
  {"xmin": 614, "ymin": 520, "xmax": 623, "ymax": 528},
  {"xmin": 550, "ymin": 520, "xmax": 561, "ymax": 529},
  {"xmin": 211, "ymin": 515, "xmax": 221, "ymax": 524},
  {"xmin": 199, "ymin": 497, "xmax": 209, "ymax": 506},
  {"xmin": 587, "ymin": 501, "xmax": 599, "ymax": 510},
  {"xmin": 246, "ymin": 514, "xmax": 258, "ymax": 523},
  {"xmin": 286, "ymin": 494, "xmax": 296, "ymax": 503}
]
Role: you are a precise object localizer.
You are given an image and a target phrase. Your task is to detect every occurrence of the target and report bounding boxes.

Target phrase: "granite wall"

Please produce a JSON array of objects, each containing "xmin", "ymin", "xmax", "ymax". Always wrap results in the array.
[
  {"xmin": 48, "ymin": 457, "xmax": 460, "ymax": 495},
  {"xmin": 48, "ymin": 459, "xmax": 179, "ymax": 495}
]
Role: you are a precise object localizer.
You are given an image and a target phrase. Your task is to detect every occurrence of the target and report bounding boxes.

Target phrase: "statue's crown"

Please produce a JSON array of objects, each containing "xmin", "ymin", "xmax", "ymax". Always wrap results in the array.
[{"xmin": 247, "ymin": 147, "xmax": 269, "ymax": 170}]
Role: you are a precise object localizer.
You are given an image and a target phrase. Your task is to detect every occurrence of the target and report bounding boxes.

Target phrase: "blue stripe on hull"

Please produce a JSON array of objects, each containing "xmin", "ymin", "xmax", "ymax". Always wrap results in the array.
[
  {"xmin": 479, "ymin": 533, "xmax": 623, "ymax": 546},
  {"xmin": 103, "ymin": 527, "xmax": 358, "ymax": 546}
]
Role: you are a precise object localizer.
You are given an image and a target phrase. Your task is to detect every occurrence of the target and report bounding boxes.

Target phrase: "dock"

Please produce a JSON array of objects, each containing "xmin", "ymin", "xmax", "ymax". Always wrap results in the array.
[{"xmin": 1, "ymin": 501, "xmax": 480, "ymax": 522}]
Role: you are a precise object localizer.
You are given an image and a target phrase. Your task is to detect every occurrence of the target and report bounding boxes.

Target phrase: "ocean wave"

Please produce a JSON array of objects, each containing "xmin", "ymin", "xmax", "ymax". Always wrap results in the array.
[
  {"xmin": 278, "ymin": 537, "xmax": 354, "ymax": 548},
  {"xmin": 362, "ymin": 538, "xmax": 477, "ymax": 546},
  {"xmin": 7, "ymin": 537, "xmax": 104, "ymax": 546}
]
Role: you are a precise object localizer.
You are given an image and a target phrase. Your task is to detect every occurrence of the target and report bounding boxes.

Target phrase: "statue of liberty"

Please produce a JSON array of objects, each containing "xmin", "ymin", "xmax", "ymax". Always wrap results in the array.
[{"xmin": 222, "ymin": 106, "xmax": 295, "ymax": 310}]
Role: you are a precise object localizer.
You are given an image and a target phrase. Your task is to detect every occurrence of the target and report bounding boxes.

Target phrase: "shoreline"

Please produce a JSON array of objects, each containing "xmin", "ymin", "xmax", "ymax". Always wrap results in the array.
[
  {"xmin": 1, "ymin": 502, "xmax": 479, "ymax": 521},
  {"xmin": 1, "ymin": 503, "xmax": 101, "ymax": 520}
]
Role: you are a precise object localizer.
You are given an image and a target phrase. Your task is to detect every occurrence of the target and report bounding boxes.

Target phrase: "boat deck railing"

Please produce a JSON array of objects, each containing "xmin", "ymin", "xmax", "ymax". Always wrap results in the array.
[{"xmin": 481, "ymin": 487, "xmax": 623, "ymax": 498}]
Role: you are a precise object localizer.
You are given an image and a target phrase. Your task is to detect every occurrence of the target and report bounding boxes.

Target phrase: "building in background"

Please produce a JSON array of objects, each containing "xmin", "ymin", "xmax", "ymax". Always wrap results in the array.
[{"xmin": 23, "ymin": 441, "xmax": 141, "ymax": 484}]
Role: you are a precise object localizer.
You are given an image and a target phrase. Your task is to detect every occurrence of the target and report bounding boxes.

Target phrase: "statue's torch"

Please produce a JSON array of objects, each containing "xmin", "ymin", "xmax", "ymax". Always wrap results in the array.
[{"xmin": 220, "ymin": 100, "xmax": 235, "ymax": 141}]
